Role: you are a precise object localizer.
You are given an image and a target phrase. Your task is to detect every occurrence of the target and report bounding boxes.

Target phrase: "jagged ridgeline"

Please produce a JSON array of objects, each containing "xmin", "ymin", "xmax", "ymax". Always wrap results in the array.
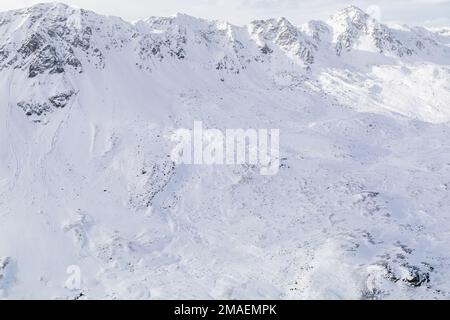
[{"xmin": 0, "ymin": 3, "xmax": 449, "ymax": 121}]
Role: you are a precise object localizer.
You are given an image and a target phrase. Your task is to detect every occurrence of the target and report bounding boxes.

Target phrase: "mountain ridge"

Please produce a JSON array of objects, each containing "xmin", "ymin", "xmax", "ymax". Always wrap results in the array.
[{"xmin": 1, "ymin": 2, "xmax": 450, "ymax": 122}]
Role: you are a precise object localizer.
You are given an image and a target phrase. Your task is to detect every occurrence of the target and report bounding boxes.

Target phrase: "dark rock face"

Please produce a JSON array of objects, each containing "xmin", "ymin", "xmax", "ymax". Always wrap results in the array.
[
  {"xmin": 332, "ymin": 7, "xmax": 371, "ymax": 56},
  {"xmin": 307, "ymin": 20, "xmax": 331, "ymax": 42},
  {"xmin": 4, "ymin": 31, "xmax": 84, "ymax": 78},
  {"xmin": 129, "ymin": 160, "xmax": 176, "ymax": 210},
  {"xmin": 17, "ymin": 91, "xmax": 77, "ymax": 117},
  {"xmin": 403, "ymin": 264, "xmax": 432, "ymax": 288},
  {"xmin": 138, "ymin": 33, "xmax": 187, "ymax": 64},
  {"xmin": 17, "ymin": 101, "xmax": 51, "ymax": 117},
  {"xmin": 260, "ymin": 44, "xmax": 273, "ymax": 55},
  {"xmin": 29, "ymin": 45, "xmax": 63, "ymax": 78},
  {"xmin": 250, "ymin": 18, "xmax": 317, "ymax": 66},
  {"xmin": 71, "ymin": 27, "xmax": 92, "ymax": 51},
  {"xmin": 278, "ymin": 27, "xmax": 316, "ymax": 64},
  {"xmin": 329, "ymin": 7, "xmax": 437, "ymax": 58},
  {"xmin": 215, "ymin": 55, "xmax": 242, "ymax": 74},
  {"xmin": 0, "ymin": 6, "xmax": 119, "ymax": 77},
  {"xmin": 370, "ymin": 27, "xmax": 414, "ymax": 57},
  {"xmin": 48, "ymin": 91, "xmax": 76, "ymax": 108},
  {"xmin": 18, "ymin": 33, "xmax": 45, "ymax": 57},
  {"xmin": 0, "ymin": 49, "xmax": 8, "ymax": 64}
]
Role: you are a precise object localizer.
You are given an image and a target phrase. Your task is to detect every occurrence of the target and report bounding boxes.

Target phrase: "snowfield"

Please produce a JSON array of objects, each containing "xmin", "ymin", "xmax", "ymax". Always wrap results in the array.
[{"xmin": 0, "ymin": 2, "xmax": 450, "ymax": 299}]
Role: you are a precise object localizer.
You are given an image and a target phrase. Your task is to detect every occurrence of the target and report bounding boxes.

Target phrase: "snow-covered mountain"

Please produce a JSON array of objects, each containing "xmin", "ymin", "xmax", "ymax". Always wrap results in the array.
[{"xmin": 1, "ymin": 2, "xmax": 450, "ymax": 299}]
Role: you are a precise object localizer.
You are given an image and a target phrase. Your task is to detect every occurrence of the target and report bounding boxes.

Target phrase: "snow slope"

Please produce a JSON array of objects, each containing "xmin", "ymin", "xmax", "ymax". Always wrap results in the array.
[{"xmin": 0, "ymin": 2, "xmax": 450, "ymax": 299}]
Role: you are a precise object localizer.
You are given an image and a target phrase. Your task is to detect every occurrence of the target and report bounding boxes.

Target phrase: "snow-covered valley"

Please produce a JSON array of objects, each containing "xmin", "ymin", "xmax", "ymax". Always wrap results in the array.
[{"xmin": 1, "ymin": 2, "xmax": 450, "ymax": 299}]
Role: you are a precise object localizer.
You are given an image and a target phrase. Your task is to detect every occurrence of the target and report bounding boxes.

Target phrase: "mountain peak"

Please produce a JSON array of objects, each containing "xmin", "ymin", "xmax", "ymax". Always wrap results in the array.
[
  {"xmin": 335, "ymin": 5, "xmax": 368, "ymax": 17},
  {"xmin": 171, "ymin": 12, "xmax": 199, "ymax": 20},
  {"xmin": 25, "ymin": 1, "xmax": 71, "ymax": 13},
  {"xmin": 328, "ymin": 5, "xmax": 371, "ymax": 26}
]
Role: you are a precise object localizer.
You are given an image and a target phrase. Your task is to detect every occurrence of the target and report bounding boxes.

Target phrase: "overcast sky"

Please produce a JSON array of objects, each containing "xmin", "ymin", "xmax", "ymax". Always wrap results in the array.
[{"xmin": 1, "ymin": 0, "xmax": 449, "ymax": 27}]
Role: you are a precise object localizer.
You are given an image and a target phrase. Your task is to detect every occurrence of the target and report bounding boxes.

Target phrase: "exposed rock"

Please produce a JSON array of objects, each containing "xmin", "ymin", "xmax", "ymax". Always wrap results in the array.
[
  {"xmin": 402, "ymin": 264, "xmax": 433, "ymax": 288},
  {"xmin": 260, "ymin": 44, "xmax": 273, "ymax": 54},
  {"xmin": 129, "ymin": 160, "xmax": 176, "ymax": 210},
  {"xmin": 0, "ymin": 257, "xmax": 14, "ymax": 297},
  {"xmin": 48, "ymin": 91, "xmax": 76, "ymax": 108},
  {"xmin": 18, "ymin": 33, "xmax": 45, "ymax": 58},
  {"xmin": 17, "ymin": 101, "xmax": 51, "ymax": 116}
]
